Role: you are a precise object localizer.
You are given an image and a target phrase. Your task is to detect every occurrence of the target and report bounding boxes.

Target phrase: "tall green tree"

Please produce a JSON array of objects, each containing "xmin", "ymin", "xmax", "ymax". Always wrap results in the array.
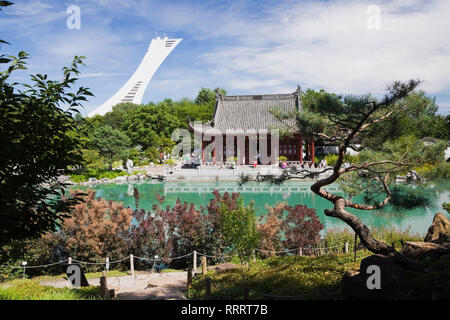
[
  {"xmin": 0, "ymin": 1, "xmax": 93, "ymax": 245},
  {"xmin": 91, "ymin": 126, "xmax": 131, "ymax": 171},
  {"xmin": 219, "ymin": 197, "xmax": 259, "ymax": 267},
  {"xmin": 123, "ymin": 104, "xmax": 181, "ymax": 150},
  {"xmin": 261, "ymin": 80, "xmax": 425, "ymax": 268},
  {"xmin": 195, "ymin": 87, "xmax": 227, "ymax": 106}
]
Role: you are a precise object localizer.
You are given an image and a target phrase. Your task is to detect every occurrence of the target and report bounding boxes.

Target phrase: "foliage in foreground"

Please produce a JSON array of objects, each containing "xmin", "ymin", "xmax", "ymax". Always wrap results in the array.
[
  {"xmin": 1, "ymin": 187, "xmax": 427, "ymax": 281},
  {"xmin": 190, "ymin": 251, "xmax": 371, "ymax": 300},
  {"xmin": 0, "ymin": 280, "xmax": 101, "ymax": 300}
]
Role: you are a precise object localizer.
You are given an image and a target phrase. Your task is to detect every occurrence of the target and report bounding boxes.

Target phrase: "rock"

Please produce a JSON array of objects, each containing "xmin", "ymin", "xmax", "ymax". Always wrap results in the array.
[
  {"xmin": 87, "ymin": 178, "xmax": 98, "ymax": 184},
  {"xmin": 341, "ymin": 254, "xmax": 412, "ymax": 300},
  {"xmin": 127, "ymin": 175, "xmax": 138, "ymax": 182},
  {"xmin": 114, "ymin": 176, "xmax": 127, "ymax": 184},
  {"xmin": 207, "ymin": 262, "xmax": 240, "ymax": 271},
  {"xmin": 395, "ymin": 175, "xmax": 407, "ymax": 183},
  {"xmin": 424, "ymin": 212, "xmax": 450, "ymax": 244},
  {"xmin": 401, "ymin": 241, "xmax": 450, "ymax": 260},
  {"xmin": 136, "ymin": 173, "xmax": 146, "ymax": 180}
]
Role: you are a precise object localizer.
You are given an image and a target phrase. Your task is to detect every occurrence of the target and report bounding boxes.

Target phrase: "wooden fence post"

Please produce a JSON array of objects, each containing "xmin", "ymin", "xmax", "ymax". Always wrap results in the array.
[
  {"xmin": 187, "ymin": 268, "xmax": 193, "ymax": 297},
  {"xmin": 252, "ymin": 250, "xmax": 256, "ymax": 263},
  {"xmin": 106, "ymin": 257, "xmax": 110, "ymax": 272},
  {"xmin": 243, "ymin": 286, "xmax": 249, "ymax": 300},
  {"xmin": 193, "ymin": 251, "xmax": 197, "ymax": 273},
  {"xmin": 298, "ymin": 248, "xmax": 303, "ymax": 256},
  {"xmin": 345, "ymin": 242, "xmax": 349, "ymax": 253},
  {"xmin": 205, "ymin": 277, "xmax": 211, "ymax": 299},
  {"xmin": 130, "ymin": 254, "xmax": 135, "ymax": 277},
  {"xmin": 100, "ymin": 271, "xmax": 109, "ymax": 300},
  {"xmin": 202, "ymin": 256, "xmax": 207, "ymax": 276},
  {"xmin": 68, "ymin": 257, "xmax": 72, "ymax": 265}
]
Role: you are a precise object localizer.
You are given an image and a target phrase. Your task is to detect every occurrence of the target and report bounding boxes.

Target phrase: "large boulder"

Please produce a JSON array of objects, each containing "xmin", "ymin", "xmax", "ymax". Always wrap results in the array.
[
  {"xmin": 341, "ymin": 254, "xmax": 412, "ymax": 300},
  {"xmin": 424, "ymin": 212, "xmax": 450, "ymax": 244},
  {"xmin": 401, "ymin": 241, "xmax": 450, "ymax": 260}
]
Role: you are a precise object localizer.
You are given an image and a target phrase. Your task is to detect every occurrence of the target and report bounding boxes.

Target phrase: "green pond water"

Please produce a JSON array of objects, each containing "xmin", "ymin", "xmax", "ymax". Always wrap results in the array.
[{"xmin": 72, "ymin": 180, "xmax": 450, "ymax": 235}]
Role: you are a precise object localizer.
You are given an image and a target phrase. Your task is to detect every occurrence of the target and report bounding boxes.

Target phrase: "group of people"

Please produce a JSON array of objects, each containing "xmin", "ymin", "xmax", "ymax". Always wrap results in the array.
[
  {"xmin": 279, "ymin": 158, "xmax": 328, "ymax": 170},
  {"xmin": 183, "ymin": 152, "xmax": 199, "ymax": 168}
]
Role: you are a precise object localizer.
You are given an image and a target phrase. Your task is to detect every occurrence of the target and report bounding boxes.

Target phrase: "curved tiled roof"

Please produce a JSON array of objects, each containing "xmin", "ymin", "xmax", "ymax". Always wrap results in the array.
[{"xmin": 210, "ymin": 91, "xmax": 301, "ymax": 132}]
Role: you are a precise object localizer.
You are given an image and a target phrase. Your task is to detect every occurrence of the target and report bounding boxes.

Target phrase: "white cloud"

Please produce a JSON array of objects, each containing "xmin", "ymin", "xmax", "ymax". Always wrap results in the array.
[
  {"xmin": 3, "ymin": 0, "xmax": 450, "ymax": 115},
  {"xmin": 192, "ymin": 0, "xmax": 450, "ymax": 97}
]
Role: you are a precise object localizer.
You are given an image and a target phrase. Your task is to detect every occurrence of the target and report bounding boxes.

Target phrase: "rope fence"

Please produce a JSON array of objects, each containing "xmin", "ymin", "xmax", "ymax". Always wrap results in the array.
[{"xmin": 0, "ymin": 240, "xmax": 363, "ymax": 279}]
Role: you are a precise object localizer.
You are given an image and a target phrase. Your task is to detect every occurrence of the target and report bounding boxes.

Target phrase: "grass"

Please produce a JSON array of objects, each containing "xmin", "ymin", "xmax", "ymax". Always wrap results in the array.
[
  {"xmin": 190, "ymin": 250, "xmax": 372, "ymax": 300},
  {"xmin": 324, "ymin": 226, "xmax": 423, "ymax": 252},
  {"xmin": 0, "ymin": 279, "xmax": 102, "ymax": 300},
  {"xmin": 69, "ymin": 169, "xmax": 128, "ymax": 183},
  {"xmin": 160, "ymin": 268, "xmax": 183, "ymax": 273},
  {"xmin": 2, "ymin": 270, "xmax": 128, "ymax": 284}
]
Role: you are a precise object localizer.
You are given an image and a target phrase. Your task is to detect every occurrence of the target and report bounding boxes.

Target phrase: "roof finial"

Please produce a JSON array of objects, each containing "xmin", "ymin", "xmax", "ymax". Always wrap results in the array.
[
  {"xmin": 296, "ymin": 85, "xmax": 302, "ymax": 95},
  {"xmin": 215, "ymin": 88, "xmax": 222, "ymax": 100}
]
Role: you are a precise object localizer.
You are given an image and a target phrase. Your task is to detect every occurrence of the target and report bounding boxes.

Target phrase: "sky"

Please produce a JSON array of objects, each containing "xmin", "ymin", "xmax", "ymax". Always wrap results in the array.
[{"xmin": 1, "ymin": 0, "xmax": 450, "ymax": 116}]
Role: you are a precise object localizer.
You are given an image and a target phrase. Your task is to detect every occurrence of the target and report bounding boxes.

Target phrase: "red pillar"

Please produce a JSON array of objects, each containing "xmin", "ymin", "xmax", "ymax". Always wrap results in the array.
[
  {"xmin": 213, "ymin": 148, "xmax": 216, "ymax": 165},
  {"xmin": 311, "ymin": 140, "xmax": 315, "ymax": 164},
  {"xmin": 299, "ymin": 136, "xmax": 303, "ymax": 164},
  {"xmin": 202, "ymin": 140, "xmax": 205, "ymax": 165}
]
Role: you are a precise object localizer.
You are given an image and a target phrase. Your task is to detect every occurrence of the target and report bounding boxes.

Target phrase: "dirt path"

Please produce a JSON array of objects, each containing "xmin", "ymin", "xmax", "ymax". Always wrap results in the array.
[{"xmin": 40, "ymin": 272, "xmax": 188, "ymax": 300}]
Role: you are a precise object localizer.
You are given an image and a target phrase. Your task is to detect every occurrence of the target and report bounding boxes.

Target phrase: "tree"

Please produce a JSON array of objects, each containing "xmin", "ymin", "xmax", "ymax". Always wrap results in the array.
[
  {"xmin": 361, "ymin": 91, "xmax": 450, "ymax": 148},
  {"xmin": 0, "ymin": 2, "xmax": 93, "ymax": 244},
  {"xmin": 101, "ymin": 102, "xmax": 141, "ymax": 131},
  {"xmin": 254, "ymin": 80, "xmax": 424, "ymax": 267},
  {"xmin": 256, "ymin": 204, "xmax": 285, "ymax": 257},
  {"xmin": 61, "ymin": 190, "xmax": 132, "ymax": 266},
  {"xmin": 219, "ymin": 196, "xmax": 259, "ymax": 267},
  {"xmin": 195, "ymin": 87, "xmax": 227, "ymax": 106},
  {"xmin": 123, "ymin": 105, "xmax": 180, "ymax": 150},
  {"xmin": 283, "ymin": 205, "xmax": 324, "ymax": 252},
  {"xmin": 91, "ymin": 125, "xmax": 131, "ymax": 171}
]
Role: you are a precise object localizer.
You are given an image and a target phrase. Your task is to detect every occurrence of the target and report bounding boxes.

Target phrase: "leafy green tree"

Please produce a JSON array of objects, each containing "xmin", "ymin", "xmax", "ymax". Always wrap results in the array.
[
  {"xmin": 260, "ymin": 80, "xmax": 426, "ymax": 267},
  {"xmin": 123, "ymin": 104, "xmax": 180, "ymax": 150},
  {"xmin": 170, "ymin": 97, "xmax": 215, "ymax": 128},
  {"xmin": 0, "ymin": 2, "xmax": 93, "ymax": 244},
  {"xmin": 219, "ymin": 197, "xmax": 259, "ymax": 267},
  {"xmin": 443, "ymin": 203, "xmax": 450, "ymax": 214},
  {"xmin": 360, "ymin": 91, "xmax": 449, "ymax": 148},
  {"xmin": 195, "ymin": 87, "xmax": 227, "ymax": 106},
  {"xmin": 91, "ymin": 126, "xmax": 131, "ymax": 171},
  {"xmin": 102, "ymin": 102, "xmax": 141, "ymax": 131}
]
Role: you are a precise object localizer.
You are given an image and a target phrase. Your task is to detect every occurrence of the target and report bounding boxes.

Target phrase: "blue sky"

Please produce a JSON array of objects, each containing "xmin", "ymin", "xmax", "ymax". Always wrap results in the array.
[{"xmin": 1, "ymin": 0, "xmax": 450, "ymax": 116}]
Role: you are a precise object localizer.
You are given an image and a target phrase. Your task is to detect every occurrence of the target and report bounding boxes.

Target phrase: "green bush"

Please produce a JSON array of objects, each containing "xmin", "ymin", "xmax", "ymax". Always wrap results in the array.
[
  {"xmin": 190, "ymin": 251, "xmax": 371, "ymax": 300},
  {"xmin": 324, "ymin": 226, "xmax": 423, "ymax": 251},
  {"xmin": 418, "ymin": 162, "xmax": 450, "ymax": 180},
  {"xmin": 69, "ymin": 169, "xmax": 128, "ymax": 183},
  {"xmin": 165, "ymin": 159, "xmax": 177, "ymax": 167},
  {"xmin": 0, "ymin": 280, "xmax": 101, "ymax": 300},
  {"xmin": 323, "ymin": 154, "xmax": 359, "ymax": 167}
]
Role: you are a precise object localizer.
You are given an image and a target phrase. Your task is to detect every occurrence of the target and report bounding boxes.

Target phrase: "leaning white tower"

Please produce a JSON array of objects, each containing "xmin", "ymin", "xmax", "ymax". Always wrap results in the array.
[{"xmin": 88, "ymin": 35, "xmax": 182, "ymax": 117}]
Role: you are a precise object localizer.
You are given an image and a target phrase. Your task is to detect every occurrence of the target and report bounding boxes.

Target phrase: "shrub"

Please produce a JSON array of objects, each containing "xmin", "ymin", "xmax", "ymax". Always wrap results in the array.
[
  {"xmin": 324, "ymin": 154, "xmax": 359, "ymax": 167},
  {"xmin": 219, "ymin": 197, "xmax": 259, "ymax": 266},
  {"xmin": 257, "ymin": 204, "xmax": 285, "ymax": 257},
  {"xmin": 60, "ymin": 190, "xmax": 132, "ymax": 270},
  {"xmin": 165, "ymin": 159, "xmax": 177, "ymax": 167},
  {"xmin": 420, "ymin": 162, "xmax": 450, "ymax": 180},
  {"xmin": 69, "ymin": 168, "xmax": 127, "ymax": 183},
  {"xmin": 0, "ymin": 280, "xmax": 101, "ymax": 300},
  {"xmin": 444, "ymin": 203, "xmax": 450, "ymax": 214},
  {"xmin": 283, "ymin": 205, "xmax": 324, "ymax": 253}
]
